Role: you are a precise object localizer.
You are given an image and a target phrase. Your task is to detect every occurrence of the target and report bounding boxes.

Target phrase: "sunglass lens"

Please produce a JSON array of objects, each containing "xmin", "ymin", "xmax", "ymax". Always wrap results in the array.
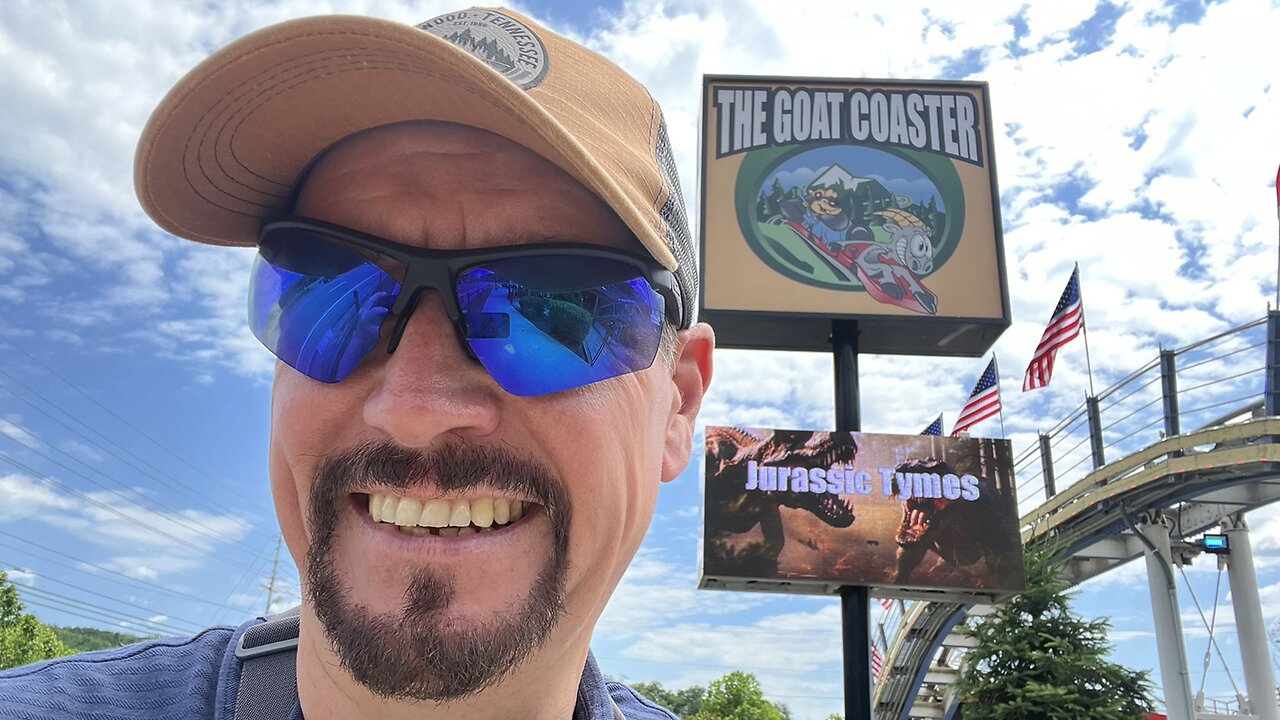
[
  {"xmin": 457, "ymin": 255, "xmax": 665, "ymax": 395},
  {"xmin": 249, "ymin": 228, "xmax": 400, "ymax": 382}
]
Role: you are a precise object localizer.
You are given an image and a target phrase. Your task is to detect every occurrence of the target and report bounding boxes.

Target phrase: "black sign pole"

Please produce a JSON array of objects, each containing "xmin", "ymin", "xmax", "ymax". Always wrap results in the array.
[{"xmin": 833, "ymin": 319, "xmax": 871, "ymax": 719}]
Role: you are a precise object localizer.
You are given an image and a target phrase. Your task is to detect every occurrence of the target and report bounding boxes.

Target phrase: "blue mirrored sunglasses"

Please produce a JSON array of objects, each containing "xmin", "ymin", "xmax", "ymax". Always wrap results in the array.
[{"xmin": 248, "ymin": 218, "xmax": 681, "ymax": 396}]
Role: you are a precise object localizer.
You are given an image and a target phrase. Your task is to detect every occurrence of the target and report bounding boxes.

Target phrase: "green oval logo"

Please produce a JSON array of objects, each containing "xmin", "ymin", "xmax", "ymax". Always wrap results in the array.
[{"xmin": 735, "ymin": 144, "xmax": 965, "ymax": 315}]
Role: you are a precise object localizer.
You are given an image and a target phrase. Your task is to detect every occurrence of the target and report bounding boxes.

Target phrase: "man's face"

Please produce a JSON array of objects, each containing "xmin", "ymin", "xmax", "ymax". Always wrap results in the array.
[{"xmin": 268, "ymin": 122, "xmax": 701, "ymax": 700}]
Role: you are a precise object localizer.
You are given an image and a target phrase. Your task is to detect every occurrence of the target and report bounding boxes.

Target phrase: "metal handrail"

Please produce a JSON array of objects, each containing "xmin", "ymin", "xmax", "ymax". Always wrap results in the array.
[{"xmin": 875, "ymin": 313, "xmax": 1277, "ymax": 720}]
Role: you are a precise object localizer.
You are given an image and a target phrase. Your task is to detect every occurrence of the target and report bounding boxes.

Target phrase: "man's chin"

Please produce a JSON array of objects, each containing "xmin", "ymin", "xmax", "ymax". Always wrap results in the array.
[
  {"xmin": 299, "ymin": 441, "xmax": 572, "ymax": 700},
  {"xmin": 308, "ymin": 561, "xmax": 566, "ymax": 701}
]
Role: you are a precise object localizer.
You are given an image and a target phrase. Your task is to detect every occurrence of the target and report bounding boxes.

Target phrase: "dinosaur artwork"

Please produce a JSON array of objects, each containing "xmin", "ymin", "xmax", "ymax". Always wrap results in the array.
[
  {"xmin": 891, "ymin": 457, "xmax": 1022, "ymax": 588},
  {"xmin": 701, "ymin": 426, "xmax": 1024, "ymax": 596},
  {"xmin": 704, "ymin": 426, "xmax": 857, "ymax": 576}
]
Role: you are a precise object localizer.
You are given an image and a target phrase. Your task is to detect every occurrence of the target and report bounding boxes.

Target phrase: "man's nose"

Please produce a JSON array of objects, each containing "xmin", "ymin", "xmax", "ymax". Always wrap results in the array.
[{"xmin": 361, "ymin": 291, "xmax": 502, "ymax": 446}]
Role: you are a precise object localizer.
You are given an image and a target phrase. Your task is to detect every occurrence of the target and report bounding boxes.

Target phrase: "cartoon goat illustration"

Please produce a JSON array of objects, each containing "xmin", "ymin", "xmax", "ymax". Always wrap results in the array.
[{"xmin": 874, "ymin": 208, "xmax": 934, "ymax": 275}]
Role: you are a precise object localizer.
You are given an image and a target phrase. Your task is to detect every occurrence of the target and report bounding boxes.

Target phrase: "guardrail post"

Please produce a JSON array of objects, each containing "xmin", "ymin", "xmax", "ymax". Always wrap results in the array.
[
  {"xmin": 1038, "ymin": 433, "xmax": 1056, "ymax": 498},
  {"xmin": 1267, "ymin": 310, "xmax": 1280, "ymax": 416},
  {"xmin": 1086, "ymin": 395, "xmax": 1105, "ymax": 469},
  {"xmin": 1160, "ymin": 349, "xmax": 1180, "ymax": 438}
]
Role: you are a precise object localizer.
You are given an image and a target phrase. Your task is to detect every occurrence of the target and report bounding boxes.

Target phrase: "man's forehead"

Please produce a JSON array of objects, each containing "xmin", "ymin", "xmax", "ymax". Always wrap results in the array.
[
  {"xmin": 301, "ymin": 122, "xmax": 555, "ymax": 187},
  {"xmin": 293, "ymin": 122, "xmax": 641, "ymax": 253}
]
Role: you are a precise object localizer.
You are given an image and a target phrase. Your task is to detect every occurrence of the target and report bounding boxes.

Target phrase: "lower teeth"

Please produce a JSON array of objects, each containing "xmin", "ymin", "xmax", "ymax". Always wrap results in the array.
[{"xmin": 393, "ymin": 525, "xmax": 496, "ymax": 536}]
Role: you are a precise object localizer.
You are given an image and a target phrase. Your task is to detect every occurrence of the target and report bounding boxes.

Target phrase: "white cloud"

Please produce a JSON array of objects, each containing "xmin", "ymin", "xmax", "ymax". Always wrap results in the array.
[
  {"xmin": 0, "ymin": 416, "xmax": 44, "ymax": 450},
  {"xmin": 5, "ymin": 567, "xmax": 37, "ymax": 587},
  {"xmin": 58, "ymin": 438, "xmax": 104, "ymax": 463},
  {"xmin": 0, "ymin": 473, "xmax": 77, "ymax": 520},
  {"xmin": 598, "ymin": 549, "xmax": 763, "ymax": 644},
  {"xmin": 2, "ymin": 0, "xmax": 1279, "ymax": 712},
  {"xmin": 612, "ymin": 600, "xmax": 846, "ymax": 719},
  {"xmin": 1109, "ymin": 629, "xmax": 1155, "ymax": 642},
  {"xmin": 0, "ymin": 472, "xmax": 253, "ymax": 578}
]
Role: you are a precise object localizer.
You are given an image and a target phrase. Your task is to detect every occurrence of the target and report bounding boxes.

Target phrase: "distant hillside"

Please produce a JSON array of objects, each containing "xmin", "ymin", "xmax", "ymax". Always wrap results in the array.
[{"xmin": 52, "ymin": 626, "xmax": 146, "ymax": 652}]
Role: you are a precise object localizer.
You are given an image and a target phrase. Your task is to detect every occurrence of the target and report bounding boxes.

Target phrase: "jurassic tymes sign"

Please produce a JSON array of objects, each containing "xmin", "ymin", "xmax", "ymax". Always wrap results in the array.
[
  {"xmin": 700, "ymin": 426, "xmax": 1025, "ymax": 600},
  {"xmin": 699, "ymin": 76, "xmax": 1011, "ymax": 356}
]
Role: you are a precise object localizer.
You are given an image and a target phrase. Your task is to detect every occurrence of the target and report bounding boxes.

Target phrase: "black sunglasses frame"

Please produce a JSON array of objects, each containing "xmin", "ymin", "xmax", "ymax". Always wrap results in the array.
[{"xmin": 257, "ymin": 216, "xmax": 683, "ymax": 363}]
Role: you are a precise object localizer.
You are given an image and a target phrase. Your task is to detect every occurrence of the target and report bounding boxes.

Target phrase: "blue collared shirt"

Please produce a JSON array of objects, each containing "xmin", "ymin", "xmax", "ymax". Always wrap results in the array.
[{"xmin": 0, "ymin": 618, "xmax": 676, "ymax": 719}]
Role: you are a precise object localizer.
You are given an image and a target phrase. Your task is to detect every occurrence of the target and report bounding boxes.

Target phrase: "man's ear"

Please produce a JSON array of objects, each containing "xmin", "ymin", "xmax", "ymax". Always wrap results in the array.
[{"xmin": 661, "ymin": 323, "xmax": 715, "ymax": 482}]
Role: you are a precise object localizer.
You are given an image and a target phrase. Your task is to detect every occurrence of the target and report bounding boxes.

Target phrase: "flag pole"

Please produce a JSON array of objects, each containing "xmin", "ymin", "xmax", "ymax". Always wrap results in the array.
[
  {"xmin": 994, "ymin": 353, "xmax": 1007, "ymax": 438},
  {"xmin": 1274, "ymin": 163, "xmax": 1279, "ymax": 308},
  {"xmin": 1074, "ymin": 262, "xmax": 1097, "ymax": 397}
]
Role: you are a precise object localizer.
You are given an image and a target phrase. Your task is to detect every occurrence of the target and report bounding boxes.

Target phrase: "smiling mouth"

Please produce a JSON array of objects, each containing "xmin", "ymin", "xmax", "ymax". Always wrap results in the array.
[{"xmin": 363, "ymin": 493, "xmax": 534, "ymax": 537}]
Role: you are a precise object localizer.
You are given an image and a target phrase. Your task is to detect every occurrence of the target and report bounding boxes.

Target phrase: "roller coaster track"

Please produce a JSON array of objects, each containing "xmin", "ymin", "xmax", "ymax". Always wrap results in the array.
[{"xmin": 871, "ymin": 313, "xmax": 1280, "ymax": 719}]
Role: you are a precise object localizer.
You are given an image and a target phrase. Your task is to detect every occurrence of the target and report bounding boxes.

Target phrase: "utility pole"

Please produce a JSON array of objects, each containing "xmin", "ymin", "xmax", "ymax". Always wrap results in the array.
[{"xmin": 263, "ymin": 535, "xmax": 282, "ymax": 617}]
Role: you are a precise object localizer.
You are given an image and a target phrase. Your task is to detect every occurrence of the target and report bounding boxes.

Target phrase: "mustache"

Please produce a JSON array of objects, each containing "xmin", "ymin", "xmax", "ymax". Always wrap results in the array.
[
  {"xmin": 307, "ymin": 440, "xmax": 569, "ymax": 529},
  {"xmin": 302, "ymin": 439, "xmax": 571, "ymax": 700},
  {"xmin": 326, "ymin": 441, "xmax": 561, "ymax": 502}
]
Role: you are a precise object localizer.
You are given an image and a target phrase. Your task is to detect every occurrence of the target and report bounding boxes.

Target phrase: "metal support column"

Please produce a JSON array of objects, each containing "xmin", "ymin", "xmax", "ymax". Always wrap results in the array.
[
  {"xmin": 833, "ymin": 320, "xmax": 870, "ymax": 720},
  {"xmin": 1086, "ymin": 396, "xmax": 1105, "ymax": 469},
  {"xmin": 1159, "ymin": 349, "xmax": 1180, "ymax": 438},
  {"xmin": 1266, "ymin": 310, "xmax": 1280, "ymax": 416},
  {"xmin": 833, "ymin": 321, "xmax": 860, "ymax": 432},
  {"xmin": 1038, "ymin": 433, "xmax": 1056, "ymax": 498},
  {"xmin": 1138, "ymin": 514, "xmax": 1196, "ymax": 720},
  {"xmin": 1220, "ymin": 515, "xmax": 1279, "ymax": 720}
]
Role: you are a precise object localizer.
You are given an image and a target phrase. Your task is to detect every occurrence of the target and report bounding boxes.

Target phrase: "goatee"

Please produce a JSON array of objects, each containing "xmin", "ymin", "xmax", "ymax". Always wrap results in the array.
[{"xmin": 304, "ymin": 441, "xmax": 569, "ymax": 700}]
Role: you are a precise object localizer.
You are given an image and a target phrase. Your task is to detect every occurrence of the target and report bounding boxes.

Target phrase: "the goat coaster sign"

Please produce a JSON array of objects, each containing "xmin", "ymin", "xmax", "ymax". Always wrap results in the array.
[
  {"xmin": 699, "ymin": 426, "xmax": 1025, "ymax": 600},
  {"xmin": 699, "ymin": 77, "xmax": 1010, "ymax": 356}
]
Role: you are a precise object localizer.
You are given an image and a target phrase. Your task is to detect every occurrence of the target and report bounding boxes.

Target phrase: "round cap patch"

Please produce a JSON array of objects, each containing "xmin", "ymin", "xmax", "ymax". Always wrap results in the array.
[{"xmin": 417, "ymin": 9, "xmax": 549, "ymax": 90}]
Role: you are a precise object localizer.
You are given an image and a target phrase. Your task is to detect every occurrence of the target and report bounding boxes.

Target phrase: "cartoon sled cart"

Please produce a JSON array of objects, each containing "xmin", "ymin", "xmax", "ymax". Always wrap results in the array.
[{"xmin": 781, "ymin": 207, "xmax": 939, "ymax": 316}]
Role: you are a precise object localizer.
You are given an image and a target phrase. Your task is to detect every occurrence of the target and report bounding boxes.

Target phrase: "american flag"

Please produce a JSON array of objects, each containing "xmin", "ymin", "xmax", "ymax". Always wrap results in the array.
[
  {"xmin": 874, "ymin": 596, "xmax": 894, "ymax": 610},
  {"xmin": 1022, "ymin": 268, "xmax": 1085, "ymax": 391},
  {"xmin": 871, "ymin": 643, "xmax": 884, "ymax": 679},
  {"xmin": 920, "ymin": 415, "xmax": 943, "ymax": 436},
  {"xmin": 951, "ymin": 358, "xmax": 1001, "ymax": 436}
]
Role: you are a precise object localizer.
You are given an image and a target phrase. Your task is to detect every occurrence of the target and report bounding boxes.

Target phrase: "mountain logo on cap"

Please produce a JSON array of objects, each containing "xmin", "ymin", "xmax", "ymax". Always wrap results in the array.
[{"xmin": 418, "ymin": 9, "xmax": 549, "ymax": 90}]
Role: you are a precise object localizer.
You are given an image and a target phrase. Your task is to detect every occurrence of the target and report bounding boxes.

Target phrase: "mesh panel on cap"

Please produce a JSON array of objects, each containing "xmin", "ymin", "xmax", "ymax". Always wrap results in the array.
[{"xmin": 654, "ymin": 117, "xmax": 697, "ymax": 328}]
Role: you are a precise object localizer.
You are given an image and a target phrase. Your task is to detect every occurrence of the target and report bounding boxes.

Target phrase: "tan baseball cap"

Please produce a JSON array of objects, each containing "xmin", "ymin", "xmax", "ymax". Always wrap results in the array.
[{"xmin": 135, "ymin": 7, "xmax": 697, "ymax": 327}]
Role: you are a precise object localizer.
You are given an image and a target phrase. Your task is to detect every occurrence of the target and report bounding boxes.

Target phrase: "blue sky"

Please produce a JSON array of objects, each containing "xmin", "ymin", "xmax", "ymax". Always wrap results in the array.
[{"xmin": 1, "ymin": 1, "xmax": 1278, "ymax": 718}]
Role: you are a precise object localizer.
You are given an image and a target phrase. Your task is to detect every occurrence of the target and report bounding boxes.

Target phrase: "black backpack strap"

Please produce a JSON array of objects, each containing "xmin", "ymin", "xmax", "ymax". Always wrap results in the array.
[{"xmin": 232, "ymin": 607, "xmax": 301, "ymax": 720}]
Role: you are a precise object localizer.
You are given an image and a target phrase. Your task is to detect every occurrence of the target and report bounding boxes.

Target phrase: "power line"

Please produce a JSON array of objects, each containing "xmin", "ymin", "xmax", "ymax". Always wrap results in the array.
[
  {"xmin": 0, "ymin": 532, "xmax": 288, "ymax": 613},
  {"xmin": 0, "ymin": 416, "xmax": 274, "ymax": 558},
  {"xmin": 2, "ymin": 563, "xmax": 206, "ymax": 634},
  {"xmin": 16, "ymin": 584, "xmax": 201, "ymax": 636},
  {"xmin": 0, "ymin": 372, "xmax": 266, "ymax": 527},
  {"xmin": 0, "ymin": 450, "xmax": 268, "ymax": 575},
  {"xmin": 21, "ymin": 597, "xmax": 185, "ymax": 634},
  {"xmin": 211, "ymin": 536, "xmax": 297, "ymax": 626},
  {"xmin": 21, "ymin": 595, "xmax": 194, "ymax": 638},
  {"xmin": 0, "ymin": 330, "xmax": 253, "ymax": 508},
  {"xmin": 0, "ymin": 529, "xmax": 296, "ymax": 598}
]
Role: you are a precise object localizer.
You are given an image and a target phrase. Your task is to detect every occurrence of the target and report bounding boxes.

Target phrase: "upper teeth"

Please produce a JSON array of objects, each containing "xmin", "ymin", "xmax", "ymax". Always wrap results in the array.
[{"xmin": 368, "ymin": 493, "xmax": 525, "ymax": 529}]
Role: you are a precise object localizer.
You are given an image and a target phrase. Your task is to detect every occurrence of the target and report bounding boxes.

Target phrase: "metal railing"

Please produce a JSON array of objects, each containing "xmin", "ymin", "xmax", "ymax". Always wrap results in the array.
[
  {"xmin": 874, "ymin": 311, "xmax": 1280, "ymax": 719},
  {"xmin": 1013, "ymin": 315, "xmax": 1269, "ymax": 518}
]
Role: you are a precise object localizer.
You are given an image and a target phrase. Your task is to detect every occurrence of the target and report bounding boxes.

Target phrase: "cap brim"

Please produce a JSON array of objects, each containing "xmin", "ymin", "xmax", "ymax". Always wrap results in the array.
[{"xmin": 134, "ymin": 14, "xmax": 677, "ymax": 270}]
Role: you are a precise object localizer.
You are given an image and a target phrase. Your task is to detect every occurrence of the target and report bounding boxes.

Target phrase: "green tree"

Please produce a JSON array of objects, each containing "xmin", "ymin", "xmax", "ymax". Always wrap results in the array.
[
  {"xmin": 0, "ymin": 570, "xmax": 74, "ymax": 670},
  {"xmin": 764, "ymin": 178, "xmax": 785, "ymax": 219},
  {"xmin": 52, "ymin": 626, "xmax": 145, "ymax": 653},
  {"xmin": 693, "ymin": 670, "xmax": 786, "ymax": 720},
  {"xmin": 631, "ymin": 680, "xmax": 706, "ymax": 718},
  {"xmin": 955, "ymin": 546, "xmax": 1154, "ymax": 719}
]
